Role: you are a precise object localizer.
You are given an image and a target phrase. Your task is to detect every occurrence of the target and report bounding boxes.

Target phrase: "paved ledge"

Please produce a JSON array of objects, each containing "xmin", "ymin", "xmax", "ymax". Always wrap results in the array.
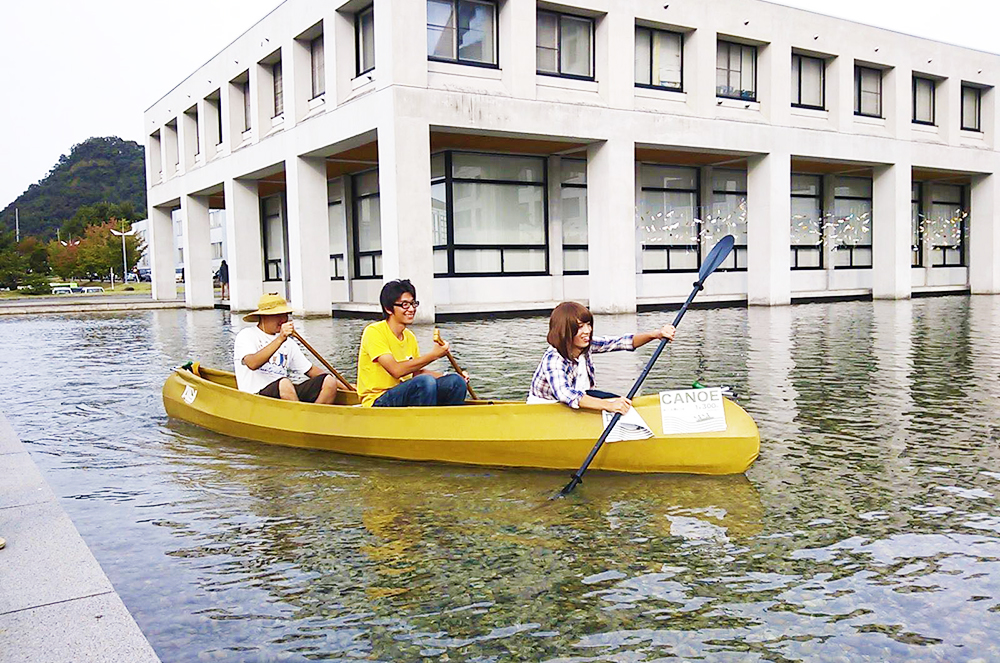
[
  {"xmin": 0, "ymin": 296, "xmax": 184, "ymax": 316},
  {"xmin": 0, "ymin": 411, "xmax": 160, "ymax": 663}
]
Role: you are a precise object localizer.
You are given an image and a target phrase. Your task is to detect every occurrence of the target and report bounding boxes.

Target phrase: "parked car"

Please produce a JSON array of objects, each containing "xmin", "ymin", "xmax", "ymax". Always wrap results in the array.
[
  {"xmin": 175, "ymin": 268, "xmax": 185, "ymax": 283},
  {"xmin": 138, "ymin": 268, "xmax": 152, "ymax": 282},
  {"xmin": 81, "ymin": 286, "xmax": 105, "ymax": 294},
  {"xmin": 51, "ymin": 286, "xmax": 72, "ymax": 295}
]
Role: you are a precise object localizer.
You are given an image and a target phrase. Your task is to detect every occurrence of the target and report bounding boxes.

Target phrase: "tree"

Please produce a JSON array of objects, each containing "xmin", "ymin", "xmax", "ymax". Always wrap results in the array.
[
  {"xmin": 62, "ymin": 201, "xmax": 141, "ymax": 241},
  {"xmin": 17, "ymin": 237, "xmax": 50, "ymax": 274},
  {"xmin": 0, "ymin": 231, "xmax": 27, "ymax": 290},
  {"xmin": 48, "ymin": 239, "xmax": 80, "ymax": 280},
  {"xmin": 75, "ymin": 220, "xmax": 146, "ymax": 280}
]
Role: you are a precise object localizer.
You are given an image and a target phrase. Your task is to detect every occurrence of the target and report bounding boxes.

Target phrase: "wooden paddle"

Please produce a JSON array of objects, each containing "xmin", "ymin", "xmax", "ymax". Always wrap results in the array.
[
  {"xmin": 557, "ymin": 235, "xmax": 736, "ymax": 498},
  {"xmin": 433, "ymin": 328, "xmax": 480, "ymax": 400},
  {"xmin": 292, "ymin": 331, "xmax": 356, "ymax": 392}
]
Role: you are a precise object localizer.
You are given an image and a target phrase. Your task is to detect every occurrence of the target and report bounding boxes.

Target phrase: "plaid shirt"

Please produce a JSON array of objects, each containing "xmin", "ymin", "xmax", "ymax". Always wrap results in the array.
[{"xmin": 528, "ymin": 335, "xmax": 634, "ymax": 408}]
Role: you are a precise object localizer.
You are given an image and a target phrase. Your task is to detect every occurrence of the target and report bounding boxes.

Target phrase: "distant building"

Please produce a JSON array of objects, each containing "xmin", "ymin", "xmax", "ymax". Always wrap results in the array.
[{"xmin": 144, "ymin": 0, "xmax": 1000, "ymax": 319}]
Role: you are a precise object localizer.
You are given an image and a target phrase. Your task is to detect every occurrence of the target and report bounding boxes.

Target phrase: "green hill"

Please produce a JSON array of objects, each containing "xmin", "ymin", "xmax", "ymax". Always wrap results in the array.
[{"xmin": 0, "ymin": 137, "xmax": 146, "ymax": 239}]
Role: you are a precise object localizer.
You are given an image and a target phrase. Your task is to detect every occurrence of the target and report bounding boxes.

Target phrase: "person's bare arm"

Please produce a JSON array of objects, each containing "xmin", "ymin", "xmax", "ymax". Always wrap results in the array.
[
  {"xmin": 578, "ymin": 394, "xmax": 632, "ymax": 414},
  {"xmin": 631, "ymin": 324, "xmax": 676, "ymax": 349},
  {"xmin": 242, "ymin": 322, "xmax": 294, "ymax": 370}
]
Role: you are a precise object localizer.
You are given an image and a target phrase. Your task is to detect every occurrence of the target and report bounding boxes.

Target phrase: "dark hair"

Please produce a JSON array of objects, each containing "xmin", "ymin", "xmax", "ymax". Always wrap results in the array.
[
  {"xmin": 379, "ymin": 279, "xmax": 417, "ymax": 318},
  {"xmin": 547, "ymin": 301, "xmax": 594, "ymax": 360}
]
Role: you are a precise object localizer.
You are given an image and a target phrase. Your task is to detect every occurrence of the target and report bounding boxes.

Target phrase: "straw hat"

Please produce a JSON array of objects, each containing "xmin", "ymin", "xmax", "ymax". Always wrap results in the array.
[{"xmin": 243, "ymin": 293, "xmax": 294, "ymax": 322}]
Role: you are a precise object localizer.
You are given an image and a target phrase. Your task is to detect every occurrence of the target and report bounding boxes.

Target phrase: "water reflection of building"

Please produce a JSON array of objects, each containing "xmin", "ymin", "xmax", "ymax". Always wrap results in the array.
[{"xmin": 144, "ymin": 1, "xmax": 1000, "ymax": 319}]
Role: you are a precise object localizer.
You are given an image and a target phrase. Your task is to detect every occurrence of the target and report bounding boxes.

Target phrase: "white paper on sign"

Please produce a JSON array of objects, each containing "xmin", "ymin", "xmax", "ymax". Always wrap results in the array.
[
  {"xmin": 659, "ymin": 388, "xmax": 727, "ymax": 434},
  {"xmin": 601, "ymin": 408, "xmax": 654, "ymax": 443}
]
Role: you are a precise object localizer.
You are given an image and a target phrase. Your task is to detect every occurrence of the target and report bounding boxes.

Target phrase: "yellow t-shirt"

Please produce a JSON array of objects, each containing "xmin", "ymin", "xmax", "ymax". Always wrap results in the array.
[{"xmin": 357, "ymin": 320, "xmax": 421, "ymax": 407}]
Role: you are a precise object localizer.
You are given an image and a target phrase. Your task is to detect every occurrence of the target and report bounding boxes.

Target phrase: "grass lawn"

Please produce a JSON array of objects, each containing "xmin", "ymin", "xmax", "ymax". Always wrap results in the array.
[{"xmin": 0, "ymin": 281, "xmax": 154, "ymax": 299}]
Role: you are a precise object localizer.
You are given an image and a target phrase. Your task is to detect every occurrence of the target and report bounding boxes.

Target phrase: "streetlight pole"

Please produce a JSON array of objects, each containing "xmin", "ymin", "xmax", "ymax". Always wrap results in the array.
[{"xmin": 110, "ymin": 219, "xmax": 137, "ymax": 289}]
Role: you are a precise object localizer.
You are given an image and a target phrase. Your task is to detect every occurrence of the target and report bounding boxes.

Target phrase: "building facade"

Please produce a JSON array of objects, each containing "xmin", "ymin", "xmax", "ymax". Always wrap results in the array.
[{"xmin": 144, "ymin": 0, "xmax": 1000, "ymax": 320}]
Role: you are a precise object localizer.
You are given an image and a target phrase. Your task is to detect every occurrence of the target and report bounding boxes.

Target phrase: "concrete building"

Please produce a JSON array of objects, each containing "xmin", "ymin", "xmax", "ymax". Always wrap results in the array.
[{"xmin": 145, "ymin": 0, "xmax": 1000, "ymax": 320}]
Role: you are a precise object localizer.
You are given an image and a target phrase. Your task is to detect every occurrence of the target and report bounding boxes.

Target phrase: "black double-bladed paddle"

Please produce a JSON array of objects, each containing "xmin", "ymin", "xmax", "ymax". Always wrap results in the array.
[{"xmin": 557, "ymin": 235, "xmax": 736, "ymax": 498}]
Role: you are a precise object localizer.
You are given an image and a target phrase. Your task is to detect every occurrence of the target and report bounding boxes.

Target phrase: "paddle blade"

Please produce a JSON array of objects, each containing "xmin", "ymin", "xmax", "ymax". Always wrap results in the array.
[{"xmin": 698, "ymin": 235, "xmax": 736, "ymax": 281}]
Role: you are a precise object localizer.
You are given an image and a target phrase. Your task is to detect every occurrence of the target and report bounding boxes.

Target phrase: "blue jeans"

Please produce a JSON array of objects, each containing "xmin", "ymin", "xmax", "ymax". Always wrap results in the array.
[{"xmin": 372, "ymin": 373, "xmax": 468, "ymax": 407}]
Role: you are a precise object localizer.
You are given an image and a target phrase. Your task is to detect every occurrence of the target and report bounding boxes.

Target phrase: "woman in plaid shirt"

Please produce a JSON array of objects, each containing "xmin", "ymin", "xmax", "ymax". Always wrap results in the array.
[{"xmin": 527, "ymin": 302, "xmax": 675, "ymax": 414}]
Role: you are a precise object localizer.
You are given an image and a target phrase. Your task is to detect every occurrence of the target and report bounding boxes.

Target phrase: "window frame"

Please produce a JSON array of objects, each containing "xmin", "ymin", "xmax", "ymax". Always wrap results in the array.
[
  {"xmin": 560, "ymin": 157, "xmax": 588, "ymax": 275},
  {"xmin": 351, "ymin": 168, "xmax": 382, "ymax": 280},
  {"xmin": 832, "ymin": 177, "xmax": 873, "ymax": 269},
  {"xmin": 790, "ymin": 174, "xmax": 825, "ymax": 270},
  {"xmin": 639, "ymin": 164, "xmax": 702, "ymax": 274},
  {"xmin": 272, "ymin": 60, "xmax": 283, "ymax": 118},
  {"xmin": 911, "ymin": 182, "xmax": 923, "ymax": 268},
  {"xmin": 310, "ymin": 34, "xmax": 326, "ymax": 99},
  {"xmin": 260, "ymin": 194, "xmax": 289, "ymax": 283},
  {"xmin": 912, "ymin": 76, "xmax": 936, "ymax": 126},
  {"xmin": 854, "ymin": 65, "xmax": 883, "ymax": 118},
  {"xmin": 791, "ymin": 53, "xmax": 825, "ymax": 110},
  {"xmin": 634, "ymin": 26, "xmax": 684, "ymax": 92},
  {"xmin": 355, "ymin": 4, "xmax": 375, "ymax": 77},
  {"xmin": 536, "ymin": 10, "xmax": 596, "ymax": 82},
  {"xmin": 929, "ymin": 184, "xmax": 967, "ymax": 268},
  {"xmin": 716, "ymin": 40, "xmax": 757, "ymax": 102},
  {"xmin": 709, "ymin": 169, "xmax": 748, "ymax": 272},
  {"xmin": 427, "ymin": 0, "xmax": 500, "ymax": 69},
  {"xmin": 961, "ymin": 84, "xmax": 982, "ymax": 132}
]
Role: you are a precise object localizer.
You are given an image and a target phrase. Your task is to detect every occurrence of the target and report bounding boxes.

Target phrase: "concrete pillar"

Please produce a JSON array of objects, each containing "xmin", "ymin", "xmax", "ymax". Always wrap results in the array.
[
  {"xmin": 180, "ymin": 107, "xmax": 198, "ymax": 171},
  {"xmin": 227, "ymin": 77, "xmax": 248, "ymax": 147},
  {"xmin": 759, "ymin": 39, "xmax": 791, "ymax": 125},
  {"xmin": 747, "ymin": 151, "xmax": 791, "ymax": 306},
  {"xmin": 285, "ymin": 156, "xmax": 332, "ymax": 315},
  {"xmin": 828, "ymin": 53, "xmax": 855, "ymax": 132},
  {"xmin": 547, "ymin": 156, "xmax": 565, "ymax": 302},
  {"xmin": 872, "ymin": 161, "xmax": 912, "ymax": 299},
  {"xmin": 146, "ymin": 132, "xmax": 162, "ymax": 186},
  {"xmin": 374, "ymin": 0, "xmax": 427, "ymax": 90},
  {"xmin": 939, "ymin": 76, "xmax": 959, "ymax": 145},
  {"xmin": 500, "ymin": 0, "xmax": 536, "ymax": 99},
  {"xmin": 148, "ymin": 205, "xmax": 176, "ymax": 301},
  {"xmin": 163, "ymin": 122, "xmax": 179, "ymax": 179},
  {"xmin": 332, "ymin": 8, "xmax": 355, "ymax": 105},
  {"xmin": 196, "ymin": 99, "xmax": 212, "ymax": 162},
  {"xmin": 970, "ymin": 173, "xmax": 1000, "ymax": 294},
  {"xmin": 223, "ymin": 178, "xmax": 265, "ymax": 311},
  {"xmin": 885, "ymin": 64, "xmax": 912, "ymax": 140},
  {"xmin": 687, "ymin": 27, "xmax": 717, "ymax": 117},
  {"xmin": 180, "ymin": 194, "xmax": 214, "ymax": 308},
  {"xmin": 377, "ymin": 111, "xmax": 434, "ymax": 322},
  {"xmin": 596, "ymin": 4, "xmax": 634, "ymax": 110},
  {"xmin": 587, "ymin": 138, "xmax": 636, "ymax": 313}
]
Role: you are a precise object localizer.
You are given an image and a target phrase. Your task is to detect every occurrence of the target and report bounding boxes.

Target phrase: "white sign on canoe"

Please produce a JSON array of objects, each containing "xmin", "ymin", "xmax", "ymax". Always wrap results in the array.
[{"xmin": 659, "ymin": 388, "xmax": 727, "ymax": 434}]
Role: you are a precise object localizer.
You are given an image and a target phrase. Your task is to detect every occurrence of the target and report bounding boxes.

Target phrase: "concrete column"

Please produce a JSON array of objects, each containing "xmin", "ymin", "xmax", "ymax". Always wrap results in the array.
[
  {"xmin": 885, "ymin": 64, "xmax": 912, "ymax": 140},
  {"xmin": 148, "ymin": 205, "xmax": 176, "ymax": 301},
  {"xmin": 970, "ymin": 173, "xmax": 1000, "ymax": 294},
  {"xmin": 163, "ymin": 123, "xmax": 179, "ymax": 179},
  {"xmin": 254, "ymin": 59, "xmax": 274, "ymax": 137},
  {"xmin": 197, "ymin": 99, "xmax": 212, "ymax": 162},
  {"xmin": 285, "ymin": 156, "xmax": 332, "ymax": 315},
  {"xmin": 686, "ymin": 27, "xmax": 717, "ymax": 117},
  {"xmin": 374, "ymin": 0, "xmax": 427, "ymax": 90},
  {"xmin": 587, "ymin": 138, "xmax": 636, "ymax": 313},
  {"xmin": 227, "ymin": 77, "xmax": 247, "ymax": 147},
  {"xmin": 180, "ymin": 194, "xmax": 214, "ymax": 309},
  {"xmin": 146, "ymin": 132, "xmax": 162, "ymax": 186},
  {"xmin": 822, "ymin": 174, "xmax": 836, "ymax": 275},
  {"xmin": 596, "ymin": 4, "xmax": 634, "ymax": 110},
  {"xmin": 760, "ymin": 39, "xmax": 791, "ymax": 125},
  {"xmin": 939, "ymin": 77, "xmax": 959, "ymax": 145},
  {"xmin": 828, "ymin": 54, "xmax": 855, "ymax": 132},
  {"xmin": 180, "ymin": 108, "xmax": 198, "ymax": 171},
  {"xmin": 500, "ymin": 0, "xmax": 536, "ymax": 99},
  {"xmin": 747, "ymin": 151, "xmax": 791, "ymax": 306},
  {"xmin": 377, "ymin": 111, "xmax": 434, "ymax": 322},
  {"xmin": 223, "ymin": 178, "xmax": 265, "ymax": 311},
  {"xmin": 332, "ymin": 9, "xmax": 355, "ymax": 105},
  {"xmin": 547, "ymin": 156, "xmax": 565, "ymax": 302},
  {"xmin": 289, "ymin": 36, "xmax": 311, "ymax": 124},
  {"xmin": 872, "ymin": 162, "xmax": 912, "ymax": 299}
]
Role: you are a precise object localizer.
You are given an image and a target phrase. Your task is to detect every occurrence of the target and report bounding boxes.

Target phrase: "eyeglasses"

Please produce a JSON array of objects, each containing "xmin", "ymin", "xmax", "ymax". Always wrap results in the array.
[{"xmin": 393, "ymin": 300, "xmax": 420, "ymax": 310}]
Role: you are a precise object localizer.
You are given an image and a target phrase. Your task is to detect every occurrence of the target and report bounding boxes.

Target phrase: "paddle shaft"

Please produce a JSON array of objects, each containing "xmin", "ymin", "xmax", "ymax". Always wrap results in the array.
[
  {"xmin": 292, "ymin": 331, "xmax": 356, "ymax": 392},
  {"xmin": 442, "ymin": 349, "xmax": 480, "ymax": 400},
  {"xmin": 559, "ymin": 282, "xmax": 703, "ymax": 496}
]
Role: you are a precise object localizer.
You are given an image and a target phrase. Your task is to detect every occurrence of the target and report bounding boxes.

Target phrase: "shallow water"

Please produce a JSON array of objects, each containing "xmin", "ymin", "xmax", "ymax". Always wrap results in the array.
[{"xmin": 2, "ymin": 296, "xmax": 1000, "ymax": 662}]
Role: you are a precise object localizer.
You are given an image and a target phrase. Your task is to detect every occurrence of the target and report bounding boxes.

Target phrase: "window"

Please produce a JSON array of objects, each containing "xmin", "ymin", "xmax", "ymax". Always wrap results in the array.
[
  {"xmin": 356, "ymin": 5, "xmax": 375, "ymax": 76},
  {"xmin": 962, "ymin": 85, "xmax": 982, "ymax": 131},
  {"xmin": 639, "ymin": 165, "xmax": 700, "ymax": 272},
  {"xmin": 928, "ymin": 184, "xmax": 966, "ymax": 267},
  {"xmin": 209, "ymin": 209, "xmax": 224, "ymax": 229},
  {"xmin": 328, "ymin": 183, "xmax": 346, "ymax": 281},
  {"xmin": 272, "ymin": 61, "xmax": 283, "ymax": 117},
  {"xmin": 186, "ymin": 107, "xmax": 200, "ymax": 156},
  {"xmin": 912, "ymin": 76, "xmax": 935, "ymax": 125},
  {"xmin": 561, "ymin": 159, "xmax": 587, "ymax": 274},
  {"xmin": 716, "ymin": 40, "xmax": 756, "ymax": 101},
  {"xmin": 709, "ymin": 170, "xmax": 747, "ymax": 271},
  {"xmin": 352, "ymin": 170, "xmax": 381, "ymax": 278},
  {"xmin": 635, "ymin": 26, "xmax": 682, "ymax": 91},
  {"xmin": 912, "ymin": 182, "xmax": 923, "ymax": 267},
  {"xmin": 211, "ymin": 242, "xmax": 223, "ymax": 260},
  {"xmin": 791, "ymin": 54, "xmax": 824, "ymax": 109},
  {"xmin": 261, "ymin": 196, "xmax": 286, "ymax": 281},
  {"xmin": 310, "ymin": 35, "xmax": 325, "ymax": 98},
  {"xmin": 791, "ymin": 174, "xmax": 824, "ymax": 269},
  {"xmin": 432, "ymin": 152, "xmax": 548, "ymax": 276},
  {"xmin": 536, "ymin": 11, "xmax": 594, "ymax": 79},
  {"xmin": 242, "ymin": 79, "xmax": 252, "ymax": 133},
  {"xmin": 854, "ymin": 65, "xmax": 882, "ymax": 117},
  {"xmin": 427, "ymin": 0, "xmax": 497, "ymax": 66},
  {"xmin": 832, "ymin": 176, "xmax": 872, "ymax": 268}
]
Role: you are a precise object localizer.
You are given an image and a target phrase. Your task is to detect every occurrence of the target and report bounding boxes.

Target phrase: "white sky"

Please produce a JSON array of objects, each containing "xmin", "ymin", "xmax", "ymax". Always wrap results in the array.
[{"xmin": 1, "ymin": 0, "xmax": 997, "ymax": 213}]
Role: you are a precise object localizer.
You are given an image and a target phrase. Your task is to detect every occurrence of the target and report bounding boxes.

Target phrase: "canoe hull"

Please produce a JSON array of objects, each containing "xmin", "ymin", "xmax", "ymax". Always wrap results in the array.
[{"xmin": 163, "ymin": 367, "xmax": 759, "ymax": 475}]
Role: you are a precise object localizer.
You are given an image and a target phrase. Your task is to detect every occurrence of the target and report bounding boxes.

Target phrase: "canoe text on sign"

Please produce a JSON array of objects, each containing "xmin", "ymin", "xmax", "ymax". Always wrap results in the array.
[{"xmin": 659, "ymin": 387, "xmax": 727, "ymax": 434}]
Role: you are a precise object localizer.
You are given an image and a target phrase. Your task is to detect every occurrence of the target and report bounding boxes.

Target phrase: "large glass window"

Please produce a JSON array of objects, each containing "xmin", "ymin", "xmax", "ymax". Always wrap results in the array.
[
  {"xmin": 427, "ymin": 0, "xmax": 497, "ymax": 66},
  {"xmin": 962, "ymin": 85, "xmax": 982, "ymax": 131},
  {"xmin": 912, "ymin": 182, "xmax": 923, "ymax": 267},
  {"xmin": 635, "ymin": 27, "xmax": 682, "ymax": 91},
  {"xmin": 561, "ymin": 159, "xmax": 587, "ymax": 274},
  {"xmin": 708, "ymin": 169, "xmax": 747, "ymax": 271},
  {"xmin": 328, "ymin": 182, "xmax": 346, "ymax": 281},
  {"xmin": 716, "ymin": 41, "xmax": 756, "ymax": 101},
  {"xmin": 310, "ymin": 35, "xmax": 325, "ymax": 98},
  {"xmin": 791, "ymin": 174, "xmax": 823, "ymax": 269},
  {"xmin": 352, "ymin": 170, "xmax": 381, "ymax": 278},
  {"xmin": 832, "ymin": 176, "xmax": 872, "ymax": 268},
  {"xmin": 241, "ymin": 78, "xmax": 252, "ymax": 133},
  {"xmin": 913, "ymin": 76, "xmax": 935, "ymax": 125},
  {"xmin": 791, "ymin": 54, "xmax": 824, "ymax": 109},
  {"xmin": 433, "ymin": 152, "xmax": 548, "ymax": 276},
  {"xmin": 356, "ymin": 5, "xmax": 375, "ymax": 76},
  {"xmin": 272, "ymin": 61, "xmax": 283, "ymax": 117},
  {"xmin": 928, "ymin": 184, "xmax": 966, "ymax": 267},
  {"xmin": 536, "ymin": 11, "xmax": 594, "ymax": 79},
  {"xmin": 639, "ymin": 165, "xmax": 700, "ymax": 272},
  {"xmin": 855, "ymin": 65, "xmax": 882, "ymax": 117},
  {"xmin": 261, "ymin": 196, "xmax": 286, "ymax": 281}
]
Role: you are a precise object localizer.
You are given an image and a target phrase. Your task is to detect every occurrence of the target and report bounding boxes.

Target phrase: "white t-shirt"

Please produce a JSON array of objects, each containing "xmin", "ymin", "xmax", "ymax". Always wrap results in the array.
[
  {"xmin": 527, "ymin": 356, "xmax": 591, "ymax": 405},
  {"xmin": 233, "ymin": 326, "xmax": 313, "ymax": 394}
]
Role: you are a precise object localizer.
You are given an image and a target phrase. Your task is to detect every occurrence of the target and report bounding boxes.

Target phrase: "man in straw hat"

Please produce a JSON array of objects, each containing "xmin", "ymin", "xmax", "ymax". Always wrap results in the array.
[{"xmin": 234, "ymin": 293, "xmax": 348, "ymax": 402}]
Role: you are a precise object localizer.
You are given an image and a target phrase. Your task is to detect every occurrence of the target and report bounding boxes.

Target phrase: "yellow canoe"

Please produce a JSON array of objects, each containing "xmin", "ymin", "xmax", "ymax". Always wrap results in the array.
[{"xmin": 162, "ymin": 364, "xmax": 760, "ymax": 475}]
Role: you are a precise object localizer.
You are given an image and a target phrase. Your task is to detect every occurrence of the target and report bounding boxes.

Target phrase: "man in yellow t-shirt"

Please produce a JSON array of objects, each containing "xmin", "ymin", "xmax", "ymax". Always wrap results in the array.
[{"xmin": 357, "ymin": 279, "xmax": 468, "ymax": 407}]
